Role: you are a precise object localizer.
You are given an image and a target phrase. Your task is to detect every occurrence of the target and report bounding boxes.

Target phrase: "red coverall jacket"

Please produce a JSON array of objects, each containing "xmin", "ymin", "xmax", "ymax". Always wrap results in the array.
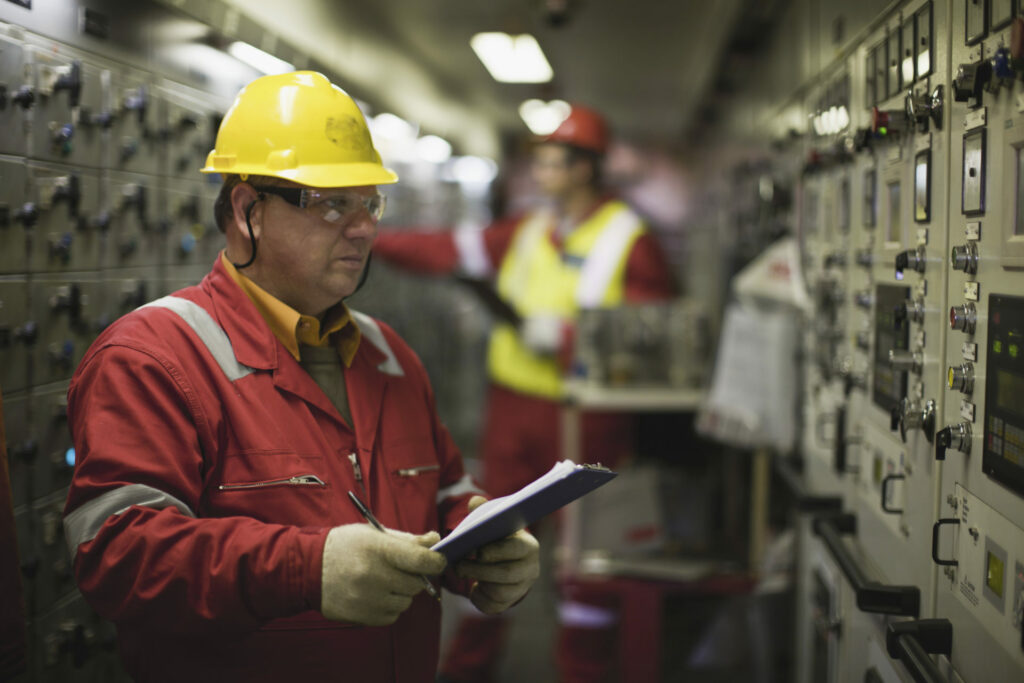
[{"xmin": 62, "ymin": 257, "xmax": 478, "ymax": 683}]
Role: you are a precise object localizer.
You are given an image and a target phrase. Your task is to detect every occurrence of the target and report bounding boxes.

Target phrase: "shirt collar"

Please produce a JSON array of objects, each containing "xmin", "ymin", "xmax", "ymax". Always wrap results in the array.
[{"xmin": 219, "ymin": 252, "xmax": 361, "ymax": 366}]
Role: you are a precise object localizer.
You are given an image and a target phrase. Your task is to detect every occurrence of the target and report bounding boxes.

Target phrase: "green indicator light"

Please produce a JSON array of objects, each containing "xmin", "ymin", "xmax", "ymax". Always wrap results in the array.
[
  {"xmin": 879, "ymin": 126, "xmax": 888, "ymax": 135},
  {"xmin": 1011, "ymin": 345, "xmax": 1019, "ymax": 359},
  {"xmin": 994, "ymin": 340, "xmax": 1003, "ymax": 354}
]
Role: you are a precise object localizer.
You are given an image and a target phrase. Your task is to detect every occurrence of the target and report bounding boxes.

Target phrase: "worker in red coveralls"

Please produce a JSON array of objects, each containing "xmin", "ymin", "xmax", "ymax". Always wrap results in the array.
[
  {"xmin": 61, "ymin": 71, "xmax": 539, "ymax": 683},
  {"xmin": 373, "ymin": 105, "xmax": 676, "ymax": 683}
]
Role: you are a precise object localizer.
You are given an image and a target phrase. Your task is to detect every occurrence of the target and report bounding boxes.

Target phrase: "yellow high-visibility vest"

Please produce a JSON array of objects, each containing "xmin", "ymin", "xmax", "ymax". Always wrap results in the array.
[{"xmin": 488, "ymin": 199, "xmax": 645, "ymax": 398}]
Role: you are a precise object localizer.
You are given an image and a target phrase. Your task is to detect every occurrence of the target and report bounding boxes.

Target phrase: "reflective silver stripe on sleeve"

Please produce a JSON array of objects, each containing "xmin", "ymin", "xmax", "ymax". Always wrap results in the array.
[
  {"xmin": 453, "ymin": 226, "xmax": 493, "ymax": 277},
  {"xmin": 576, "ymin": 208, "xmax": 643, "ymax": 308},
  {"xmin": 436, "ymin": 473, "xmax": 485, "ymax": 504},
  {"xmin": 140, "ymin": 296, "xmax": 254, "ymax": 381},
  {"xmin": 63, "ymin": 484, "xmax": 196, "ymax": 562},
  {"xmin": 349, "ymin": 310, "xmax": 404, "ymax": 376}
]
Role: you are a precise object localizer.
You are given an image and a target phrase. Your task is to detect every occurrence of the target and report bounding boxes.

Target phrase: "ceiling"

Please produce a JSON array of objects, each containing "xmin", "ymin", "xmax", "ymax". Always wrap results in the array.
[{"xmin": 220, "ymin": 0, "xmax": 747, "ymax": 159}]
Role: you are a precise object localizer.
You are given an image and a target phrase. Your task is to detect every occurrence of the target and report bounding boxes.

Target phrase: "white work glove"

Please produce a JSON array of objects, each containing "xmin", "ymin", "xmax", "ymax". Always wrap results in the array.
[
  {"xmin": 321, "ymin": 524, "xmax": 447, "ymax": 626},
  {"xmin": 456, "ymin": 496, "xmax": 540, "ymax": 614},
  {"xmin": 521, "ymin": 313, "xmax": 565, "ymax": 355}
]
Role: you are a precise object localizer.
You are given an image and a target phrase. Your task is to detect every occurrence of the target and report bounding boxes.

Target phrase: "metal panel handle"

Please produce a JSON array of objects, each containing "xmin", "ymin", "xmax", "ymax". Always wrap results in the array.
[
  {"xmin": 886, "ymin": 619, "xmax": 953, "ymax": 683},
  {"xmin": 881, "ymin": 474, "xmax": 905, "ymax": 514},
  {"xmin": 931, "ymin": 518, "xmax": 960, "ymax": 567}
]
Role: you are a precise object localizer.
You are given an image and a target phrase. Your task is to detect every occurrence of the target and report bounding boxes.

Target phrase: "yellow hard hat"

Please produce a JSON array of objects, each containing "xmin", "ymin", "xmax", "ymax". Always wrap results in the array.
[{"xmin": 200, "ymin": 71, "xmax": 398, "ymax": 187}]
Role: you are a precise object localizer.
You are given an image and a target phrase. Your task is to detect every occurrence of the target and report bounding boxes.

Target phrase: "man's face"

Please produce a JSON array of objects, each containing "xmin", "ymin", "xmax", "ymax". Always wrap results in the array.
[
  {"xmin": 251, "ymin": 184, "xmax": 380, "ymax": 316},
  {"xmin": 531, "ymin": 143, "xmax": 575, "ymax": 199}
]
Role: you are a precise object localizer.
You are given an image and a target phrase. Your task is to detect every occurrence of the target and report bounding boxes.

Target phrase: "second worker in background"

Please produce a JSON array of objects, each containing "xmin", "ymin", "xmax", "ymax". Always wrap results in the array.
[{"xmin": 373, "ymin": 106, "xmax": 677, "ymax": 683}]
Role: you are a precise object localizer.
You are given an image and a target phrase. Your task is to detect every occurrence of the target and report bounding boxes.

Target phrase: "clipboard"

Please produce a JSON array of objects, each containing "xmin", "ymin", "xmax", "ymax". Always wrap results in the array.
[{"xmin": 432, "ymin": 460, "xmax": 617, "ymax": 563}]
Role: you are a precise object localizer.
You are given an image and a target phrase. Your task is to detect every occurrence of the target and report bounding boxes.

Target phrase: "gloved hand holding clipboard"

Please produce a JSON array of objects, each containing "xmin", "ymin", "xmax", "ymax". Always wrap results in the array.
[{"xmin": 432, "ymin": 460, "xmax": 617, "ymax": 563}]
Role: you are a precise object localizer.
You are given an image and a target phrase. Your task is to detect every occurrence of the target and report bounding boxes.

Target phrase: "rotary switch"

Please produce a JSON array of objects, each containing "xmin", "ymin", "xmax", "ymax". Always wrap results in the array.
[
  {"xmin": 890, "ymin": 397, "xmax": 936, "ymax": 443},
  {"xmin": 905, "ymin": 85, "xmax": 944, "ymax": 133},
  {"xmin": 894, "ymin": 296, "xmax": 926, "ymax": 326},
  {"xmin": 936, "ymin": 422, "xmax": 972, "ymax": 460},
  {"xmin": 953, "ymin": 60, "xmax": 993, "ymax": 106},
  {"xmin": 895, "ymin": 245, "xmax": 927, "ymax": 278}
]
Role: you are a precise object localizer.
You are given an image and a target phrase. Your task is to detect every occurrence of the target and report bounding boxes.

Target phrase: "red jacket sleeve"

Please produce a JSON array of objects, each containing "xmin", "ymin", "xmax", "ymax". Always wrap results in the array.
[
  {"xmin": 64, "ymin": 344, "xmax": 327, "ymax": 635},
  {"xmin": 372, "ymin": 215, "xmax": 523, "ymax": 277},
  {"xmin": 623, "ymin": 232, "xmax": 677, "ymax": 302}
]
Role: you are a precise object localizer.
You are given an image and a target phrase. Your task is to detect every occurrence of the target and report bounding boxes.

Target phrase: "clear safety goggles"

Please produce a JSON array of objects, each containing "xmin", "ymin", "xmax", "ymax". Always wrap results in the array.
[{"xmin": 252, "ymin": 185, "xmax": 387, "ymax": 224}]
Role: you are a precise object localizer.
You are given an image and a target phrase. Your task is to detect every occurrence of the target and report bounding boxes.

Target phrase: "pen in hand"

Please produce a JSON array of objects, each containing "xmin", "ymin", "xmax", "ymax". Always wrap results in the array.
[{"xmin": 346, "ymin": 490, "xmax": 442, "ymax": 601}]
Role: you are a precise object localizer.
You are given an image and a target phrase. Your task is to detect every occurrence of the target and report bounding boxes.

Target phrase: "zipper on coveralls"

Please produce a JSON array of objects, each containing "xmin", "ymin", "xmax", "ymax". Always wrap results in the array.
[
  {"xmin": 396, "ymin": 464, "xmax": 440, "ymax": 477},
  {"xmin": 348, "ymin": 452, "xmax": 368, "ymax": 497},
  {"xmin": 218, "ymin": 474, "xmax": 326, "ymax": 490}
]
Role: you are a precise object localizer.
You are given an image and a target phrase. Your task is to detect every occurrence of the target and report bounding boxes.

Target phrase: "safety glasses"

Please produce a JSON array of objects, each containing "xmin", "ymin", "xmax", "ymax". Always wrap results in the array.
[{"xmin": 251, "ymin": 185, "xmax": 387, "ymax": 224}]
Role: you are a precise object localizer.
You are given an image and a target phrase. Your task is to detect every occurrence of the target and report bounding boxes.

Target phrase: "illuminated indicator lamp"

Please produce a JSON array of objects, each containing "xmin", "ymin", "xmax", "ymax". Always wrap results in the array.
[
  {"xmin": 65, "ymin": 447, "xmax": 76, "ymax": 468},
  {"xmin": 879, "ymin": 126, "xmax": 888, "ymax": 136},
  {"xmin": 994, "ymin": 340, "xmax": 1003, "ymax": 354},
  {"xmin": 1011, "ymin": 344, "xmax": 1019, "ymax": 359}
]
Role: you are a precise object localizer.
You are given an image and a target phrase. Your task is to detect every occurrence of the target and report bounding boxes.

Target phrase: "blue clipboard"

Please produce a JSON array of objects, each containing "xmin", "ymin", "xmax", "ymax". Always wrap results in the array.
[{"xmin": 433, "ymin": 462, "xmax": 617, "ymax": 563}]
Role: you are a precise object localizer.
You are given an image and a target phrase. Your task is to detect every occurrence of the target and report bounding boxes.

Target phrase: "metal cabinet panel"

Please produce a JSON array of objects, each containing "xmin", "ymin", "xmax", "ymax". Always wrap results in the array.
[
  {"xmin": 109, "ymin": 68, "xmax": 161, "ymax": 177},
  {"xmin": 0, "ymin": 156, "xmax": 30, "ymax": 274},
  {"xmin": 0, "ymin": 279, "xmax": 30, "ymax": 393},
  {"xmin": 29, "ymin": 275, "xmax": 102, "ymax": 386},
  {"xmin": 0, "ymin": 33, "xmax": 30, "ymax": 157},
  {"xmin": 108, "ymin": 170, "xmax": 164, "ymax": 268},
  {"xmin": 27, "ymin": 162, "xmax": 103, "ymax": 273}
]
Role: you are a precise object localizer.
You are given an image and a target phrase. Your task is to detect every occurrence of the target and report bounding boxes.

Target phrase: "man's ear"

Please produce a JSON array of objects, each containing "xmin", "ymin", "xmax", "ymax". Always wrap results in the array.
[
  {"xmin": 228, "ymin": 183, "xmax": 262, "ymax": 242},
  {"xmin": 569, "ymin": 158, "xmax": 594, "ymax": 188}
]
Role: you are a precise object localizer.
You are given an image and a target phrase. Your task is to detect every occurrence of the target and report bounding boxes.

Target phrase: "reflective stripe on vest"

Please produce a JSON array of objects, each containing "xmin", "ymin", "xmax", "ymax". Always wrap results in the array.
[
  {"xmin": 488, "ymin": 201, "xmax": 644, "ymax": 398},
  {"xmin": 64, "ymin": 484, "xmax": 196, "ymax": 562},
  {"xmin": 349, "ymin": 310, "xmax": 404, "ymax": 376},
  {"xmin": 140, "ymin": 296, "xmax": 255, "ymax": 381}
]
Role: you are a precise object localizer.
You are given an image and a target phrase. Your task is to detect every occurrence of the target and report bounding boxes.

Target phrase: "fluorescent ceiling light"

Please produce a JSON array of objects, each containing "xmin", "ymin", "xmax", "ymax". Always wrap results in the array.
[
  {"xmin": 416, "ymin": 135, "xmax": 452, "ymax": 164},
  {"xmin": 470, "ymin": 32, "xmax": 553, "ymax": 83},
  {"xmin": 372, "ymin": 113, "xmax": 418, "ymax": 142},
  {"xmin": 450, "ymin": 155, "xmax": 499, "ymax": 185},
  {"xmin": 519, "ymin": 98, "xmax": 570, "ymax": 135},
  {"xmin": 227, "ymin": 41, "xmax": 294, "ymax": 75}
]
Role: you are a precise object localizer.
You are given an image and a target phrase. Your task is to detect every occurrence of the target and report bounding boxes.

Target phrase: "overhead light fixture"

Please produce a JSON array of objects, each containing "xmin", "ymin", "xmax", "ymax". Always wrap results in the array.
[
  {"xmin": 227, "ymin": 41, "xmax": 294, "ymax": 75},
  {"xmin": 470, "ymin": 32, "xmax": 553, "ymax": 83},
  {"xmin": 372, "ymin": 113, "xmax": 418, "ymax": 142},
  {"xmin": 450, "ymin": 156, "xmax": 499, "ymax": 185},
  {"xmin": 416, "ymin": 135, "xmax": 452, "ymax": 164},
  {"xmin": 519, "ymin": 98, "xmax": 570, "ymax": 135}
]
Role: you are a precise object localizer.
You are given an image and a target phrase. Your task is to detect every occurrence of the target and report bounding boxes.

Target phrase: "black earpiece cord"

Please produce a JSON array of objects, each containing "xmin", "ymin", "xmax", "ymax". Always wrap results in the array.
[{"xmin": 231, "ymin": 199, "xmax": 260, "ymax": 269}]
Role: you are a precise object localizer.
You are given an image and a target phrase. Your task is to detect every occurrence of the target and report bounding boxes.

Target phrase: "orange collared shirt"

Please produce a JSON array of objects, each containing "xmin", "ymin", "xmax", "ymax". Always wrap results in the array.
[{"xmin": 220, "ymin": 252, "xmax": 361, "ymax": 366}]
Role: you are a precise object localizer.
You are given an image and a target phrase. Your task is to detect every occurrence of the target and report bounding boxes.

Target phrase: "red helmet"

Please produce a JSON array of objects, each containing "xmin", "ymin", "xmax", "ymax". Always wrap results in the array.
[{"xmin": 543, "ymin": 104, "xmax": 609, "ymax": 155}]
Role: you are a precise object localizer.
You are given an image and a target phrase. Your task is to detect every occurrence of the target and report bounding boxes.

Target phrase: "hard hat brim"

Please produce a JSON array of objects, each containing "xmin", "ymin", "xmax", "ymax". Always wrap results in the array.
[{"xmin": 200, "ymin": 162, "xmax": 399, "ymax": 188}]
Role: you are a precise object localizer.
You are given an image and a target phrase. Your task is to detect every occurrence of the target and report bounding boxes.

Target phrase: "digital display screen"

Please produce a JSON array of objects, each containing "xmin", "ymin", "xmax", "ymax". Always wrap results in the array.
[
  {"xmin": 872, "ymin": 284, "xmax": 910, "ymax": 412},
  {"xmin": 987, "ymin": 551, "xmax": 1005, "ymax": 598},
  {"xmin": 996, "ymin": 370, "xmax": 1024, "ymax": 420},
  {"xmin": 984, "ymin": 294, "xmax": 1024, "ymax": 497}
]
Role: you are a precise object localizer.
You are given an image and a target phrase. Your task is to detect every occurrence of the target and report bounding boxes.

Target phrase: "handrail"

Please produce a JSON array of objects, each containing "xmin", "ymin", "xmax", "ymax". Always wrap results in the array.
[
  {"xmin": 812, "ymin": 513, "xmax": 920, "ymax": 617},
  {"xmin": 886, "ymin": 619, "xmax": 953, "ymax": 683},
  {"xmin": 774, "ymin": 457, "xmax": 844, "ymax": 512}
]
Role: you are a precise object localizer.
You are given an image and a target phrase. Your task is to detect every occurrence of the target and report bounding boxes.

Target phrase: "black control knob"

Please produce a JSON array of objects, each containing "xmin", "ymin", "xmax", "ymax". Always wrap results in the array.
[
  {"xmin": 953, "ymin": 60, "xmax": 993, "ymax": 106},
  {"xmin": 51, "ymin": 123, "xmax": 74, "ymax": 156},
  {"xmin": 895, "ymin": 246, "xmax": 927, "ymax": 278},
  {"xmin": 14, "ymin": 202, "xmax": 39, "ymax": 228},
  {"xmin": 48, "ymin": 232, "xmax": 73, "ymax": 263},
  {"xmin": 951, "ymin": 242, "xmax": 979, "ymax": 274},
  {"xmin": 52, "ymin": 61, "xmax": 82, "ymax": 107},
  {"xmin": 947, "ymin": 362, "xmax": 975, "ymax": 394},
  {"xmin": 854, "ymin": 249, "xmax": 874, "ymax": 268},
  {"xmin": 936, "ymin": 422, "xmax": 972, "ymax": 460},
  {"xmin": 51, "ymin": 174, "xmax": 81, "ymax": 217},
  {"xmin": 949, "ymin": 303, "xmax": 977, "ymax": 335},
  {"xmin": 11, "ymin": 85, "xmax": 34, "ymax": 110}
]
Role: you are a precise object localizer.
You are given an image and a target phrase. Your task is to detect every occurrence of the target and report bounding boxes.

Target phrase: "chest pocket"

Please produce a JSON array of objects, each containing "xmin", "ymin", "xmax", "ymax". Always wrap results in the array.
[
  {"xmin": 382, "ymin": 437, "xmax": 441, "ymax": 534},
  {"xmin": 208, "ymin": 450, "xmax": 332, "ymax": 525}
]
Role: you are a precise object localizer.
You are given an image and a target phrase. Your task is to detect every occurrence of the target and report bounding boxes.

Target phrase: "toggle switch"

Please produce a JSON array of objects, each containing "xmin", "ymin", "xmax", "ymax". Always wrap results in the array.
[
  {"xmin": 11, "ymin": 85, "xmax": 35, "ymax": 110},
  {"xmin": 891, "ymin": 397, "xmax": 936, "ymax": 443},
  {"xmin": 14, "ymin": 202, "xmax": 39, "ymax": 228}
]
